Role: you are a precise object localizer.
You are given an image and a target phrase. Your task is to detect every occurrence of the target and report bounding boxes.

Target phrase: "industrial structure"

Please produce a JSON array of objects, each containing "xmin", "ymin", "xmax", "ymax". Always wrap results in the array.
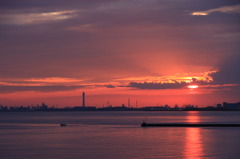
[{"xmin": 82, "ymin": 92, "xmax": 85, "ymax": 107}]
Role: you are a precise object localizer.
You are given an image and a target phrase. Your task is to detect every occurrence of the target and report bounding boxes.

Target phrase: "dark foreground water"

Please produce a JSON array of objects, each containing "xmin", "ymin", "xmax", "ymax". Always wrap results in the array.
[{"xmin": 0, "ymin": 111, "xmax": 240, "ymax": 159}]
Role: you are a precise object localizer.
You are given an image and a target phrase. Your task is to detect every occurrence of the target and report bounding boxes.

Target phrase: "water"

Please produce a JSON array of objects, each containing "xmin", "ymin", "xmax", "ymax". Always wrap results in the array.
[{"xmin": 0, "ymin": 111, "xmax": 240, "ymax": 159}]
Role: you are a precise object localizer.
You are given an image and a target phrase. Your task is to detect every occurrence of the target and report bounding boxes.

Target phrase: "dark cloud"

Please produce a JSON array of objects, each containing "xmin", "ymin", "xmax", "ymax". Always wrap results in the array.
[
  {"xmin": 94, "ymin": 84, "xmax": 116, "ymax": 88},
  {"xmin": 128, "ymin": 82, "xmax": 188, "ymax": 89},
  {"xmin": 126, "ymin": 77, "xmax": 238, "ymax": 90},
  {"xmin": 103, "ymin": 84, "xmax": 116, "ymax": 88},
  {"xmin": 127, "ymin": 80, "xmax": 239, "ymax": 90},
  {"xmin": 211, "ymin": 54, "xmax": 240, "ymax": 84}
]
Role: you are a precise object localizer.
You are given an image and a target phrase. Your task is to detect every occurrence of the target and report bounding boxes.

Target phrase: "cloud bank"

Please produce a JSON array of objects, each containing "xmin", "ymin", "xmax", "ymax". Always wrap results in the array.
[
  {"xmin": 192, "ymin": 4, "xmax": 240, "ymax": 16},
  {"xmin": 0, "ymin": 10, "xmax": 77, "ymax": 25}
]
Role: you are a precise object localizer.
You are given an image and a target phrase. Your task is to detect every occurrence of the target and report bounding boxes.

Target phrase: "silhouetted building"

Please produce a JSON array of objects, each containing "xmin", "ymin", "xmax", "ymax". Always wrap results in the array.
[
  {"xmin": 223, "ymin": 102, "xmax": 240, "ymax": 110},
  {"xmin": 217, "ymin": 104, "xmax": 222, "ymax": 108},
  {"xmin": 41, "ymin": 103, "xmax": 48, "ymax": 110}
]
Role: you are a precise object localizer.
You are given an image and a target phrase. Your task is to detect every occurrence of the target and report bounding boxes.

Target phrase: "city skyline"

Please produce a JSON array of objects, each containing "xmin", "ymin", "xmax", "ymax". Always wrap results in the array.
[
  {"xmin": 1, "ymin": 98, "xmax": 240, "ymax": 111},
  {"xmin": 0, "ymin": 0, "xmax": 240, "ymax": 107},
  {"xmin": 0, "ymin": 91, "xmax": 239, "ymax": 110}
]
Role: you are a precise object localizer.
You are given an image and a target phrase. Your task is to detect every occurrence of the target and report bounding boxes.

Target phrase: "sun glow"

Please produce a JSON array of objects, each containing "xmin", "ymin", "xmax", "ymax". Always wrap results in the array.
[
  {"xmin": 191, "ymin": 12, "xmax": 208, "ymax": 16},
  {"xmin": 188, "ymin": 85, "xmax": 199, "ymax": 89}
]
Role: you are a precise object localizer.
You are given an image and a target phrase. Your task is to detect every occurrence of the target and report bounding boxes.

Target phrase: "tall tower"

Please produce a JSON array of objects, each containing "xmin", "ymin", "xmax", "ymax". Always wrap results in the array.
[{"xmin": 82, "ymin": 92, "xmax": 85, "ymax": 107}]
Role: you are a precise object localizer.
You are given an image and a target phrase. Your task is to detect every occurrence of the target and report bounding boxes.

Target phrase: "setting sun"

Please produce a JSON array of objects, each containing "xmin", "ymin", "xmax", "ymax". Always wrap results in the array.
[{"xmin": 188, "ymin": 85, "xmax": 199, "ymax": 89}]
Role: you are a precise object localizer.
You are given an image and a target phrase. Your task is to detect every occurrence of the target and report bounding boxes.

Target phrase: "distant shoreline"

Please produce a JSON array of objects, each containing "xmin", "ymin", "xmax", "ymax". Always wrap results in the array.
[
  {"xmin": 1, "ymin": 109, "xmax": 240, "ymax": 112},
  {"xmin": 1, "ymin": 102, "xmax": 240, "ymax": 112}
]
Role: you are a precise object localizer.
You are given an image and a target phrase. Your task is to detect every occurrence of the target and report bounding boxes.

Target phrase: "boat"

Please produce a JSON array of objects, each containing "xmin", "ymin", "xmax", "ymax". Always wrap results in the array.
[
  {"xmin": 60, "ymin": 123, "xmax": 67, "ymax": 126},
  {"xmin": 141, "ymin": 122, "xmax": 240, "ymax": 127}
]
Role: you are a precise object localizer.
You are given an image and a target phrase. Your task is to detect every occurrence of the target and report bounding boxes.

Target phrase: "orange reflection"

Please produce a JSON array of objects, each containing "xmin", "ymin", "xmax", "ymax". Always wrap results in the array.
[
  {"xmin": 186, "ymin": 111, "xmax": 200, "ymax": 123},
  {"xmin": 184, "ymin": 112, "xmax": 204, "ymax": 159}
]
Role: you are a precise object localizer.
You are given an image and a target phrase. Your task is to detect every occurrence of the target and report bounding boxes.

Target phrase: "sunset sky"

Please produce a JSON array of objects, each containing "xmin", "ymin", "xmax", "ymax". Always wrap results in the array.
[{"xmin": 0, "ymin": 0, "xmax": 239, "ymax": 107}]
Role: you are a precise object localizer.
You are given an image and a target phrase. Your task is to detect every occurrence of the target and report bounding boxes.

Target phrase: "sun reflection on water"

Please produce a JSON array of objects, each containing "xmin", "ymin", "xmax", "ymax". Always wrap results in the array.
[
  {"xmin": 186, "ymin": 111, "xmax": 200, "ymax": 123},
  {"xmin": 184, "ymin": 112, "xmax": 204, "ymax": 159}
]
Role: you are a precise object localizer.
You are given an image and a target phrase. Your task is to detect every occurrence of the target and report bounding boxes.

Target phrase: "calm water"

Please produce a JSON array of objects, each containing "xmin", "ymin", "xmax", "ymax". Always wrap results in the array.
[{"xmin": 0, "ymin": 111, "xmax": 240, "ymax": 159}]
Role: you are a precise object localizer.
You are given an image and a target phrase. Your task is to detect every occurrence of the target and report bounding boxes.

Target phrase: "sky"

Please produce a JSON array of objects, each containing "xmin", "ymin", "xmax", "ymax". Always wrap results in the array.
[{"xmin": 0, "ymin": 0, "xmax": 239, "ymax": 107}]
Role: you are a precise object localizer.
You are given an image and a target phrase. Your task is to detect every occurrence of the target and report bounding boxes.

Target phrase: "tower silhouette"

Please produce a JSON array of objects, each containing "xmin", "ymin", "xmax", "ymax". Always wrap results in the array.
[
  {"xmin": 82, "ymin": 92, "xmax": 85, "ymax": 107},
  {"xmin": 128, "ymin": 99, "xmax": 130, "ymax": 108}
]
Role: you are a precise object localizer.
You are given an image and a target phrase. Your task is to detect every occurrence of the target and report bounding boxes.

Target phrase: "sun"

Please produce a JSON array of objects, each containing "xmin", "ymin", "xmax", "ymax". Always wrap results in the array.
[{"xmin": 188, "ymin": 85, "xmax": 199, "ymax": 89}]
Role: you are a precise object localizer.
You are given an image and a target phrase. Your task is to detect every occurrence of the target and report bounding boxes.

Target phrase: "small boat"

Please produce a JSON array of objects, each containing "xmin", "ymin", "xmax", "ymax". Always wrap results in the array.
[{"xmin": 60, "ymin": 123, "xmax": 67, "ymax": 126}]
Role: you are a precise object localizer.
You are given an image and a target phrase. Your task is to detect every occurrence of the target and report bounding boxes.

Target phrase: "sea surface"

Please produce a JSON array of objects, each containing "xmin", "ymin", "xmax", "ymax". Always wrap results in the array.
[{"xmin": 0, "ymin": 111, "xmax": 240, "ymax": 159}]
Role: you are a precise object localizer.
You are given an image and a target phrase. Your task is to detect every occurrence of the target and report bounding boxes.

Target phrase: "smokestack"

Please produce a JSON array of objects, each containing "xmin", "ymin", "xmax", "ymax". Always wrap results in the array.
[{"xmin": 82, "ymin": 92, "xmax": 85, "ymax": 107}]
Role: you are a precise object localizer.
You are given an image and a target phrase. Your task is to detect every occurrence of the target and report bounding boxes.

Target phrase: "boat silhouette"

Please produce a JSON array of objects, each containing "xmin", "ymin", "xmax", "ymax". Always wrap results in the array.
[{"xmin": 60, "ymin": 123, "xmax": 67, "ymax": 126}]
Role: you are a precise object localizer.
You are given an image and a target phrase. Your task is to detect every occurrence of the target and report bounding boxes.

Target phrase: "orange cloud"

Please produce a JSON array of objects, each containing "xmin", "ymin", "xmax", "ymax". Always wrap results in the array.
[{"xmin": 191, "ymin": 4, "xmax": 240, "ymax": 16}]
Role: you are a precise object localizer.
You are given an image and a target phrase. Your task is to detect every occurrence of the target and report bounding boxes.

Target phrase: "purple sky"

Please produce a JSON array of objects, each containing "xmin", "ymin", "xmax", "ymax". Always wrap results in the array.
[{"xmin": 0, "ymin": 0, "xmax": 239, "ymax": 107}]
